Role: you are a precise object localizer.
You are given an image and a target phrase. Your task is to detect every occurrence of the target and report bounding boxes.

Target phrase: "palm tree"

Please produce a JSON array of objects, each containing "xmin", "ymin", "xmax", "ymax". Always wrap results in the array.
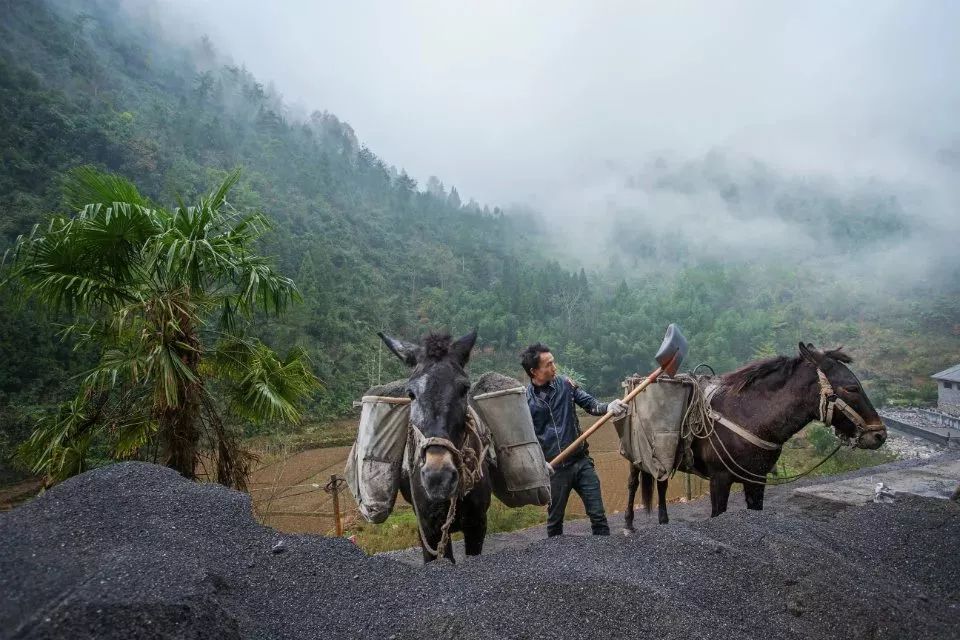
[{"xmin": 5, "ymin": 167, "xmax": 318, "ymax": 489}]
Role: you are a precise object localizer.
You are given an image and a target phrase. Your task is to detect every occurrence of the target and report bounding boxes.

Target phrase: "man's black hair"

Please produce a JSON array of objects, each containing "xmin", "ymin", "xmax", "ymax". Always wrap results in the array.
[{"xmin": 521, "ymin": 343, "xmax": 551, "ymax": 378}]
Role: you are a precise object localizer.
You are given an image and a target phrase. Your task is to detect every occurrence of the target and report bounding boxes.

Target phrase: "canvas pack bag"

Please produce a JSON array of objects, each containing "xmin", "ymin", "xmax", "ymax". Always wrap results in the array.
[
  {"xmin": 614, "ymin": 376, "xmax": 693, "ymax": 480},
  {"xmin": 470, "ymin": 372, "xmax": 551, "ymax": 508},
  {"xmin": 345, "ymin": 384, "xmax": 410, "ymax": 523}
]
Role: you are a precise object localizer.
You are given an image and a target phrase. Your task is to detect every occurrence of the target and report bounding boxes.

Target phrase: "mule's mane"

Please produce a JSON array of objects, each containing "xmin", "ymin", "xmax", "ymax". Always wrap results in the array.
[
  {"xmin": 822, "ymin": 347, "xmax": 853, "ymax": 364},
  {"xmin": 722, "ymin": 356, "xmax": 800, "ymax": 394},
  {"xmin": 721, "ymin": 347, "xmax": 854, "ymax": 394},
  {"xmin": 422, "ymin": 332, "xmax": 452, "ymax": 361}
]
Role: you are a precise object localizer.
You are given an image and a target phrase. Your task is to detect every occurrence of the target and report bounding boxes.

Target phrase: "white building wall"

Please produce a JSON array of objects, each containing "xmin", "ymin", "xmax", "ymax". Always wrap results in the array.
[{"xmin": 938, "ymin": 382, "xmax": 960, "ymax": 415}]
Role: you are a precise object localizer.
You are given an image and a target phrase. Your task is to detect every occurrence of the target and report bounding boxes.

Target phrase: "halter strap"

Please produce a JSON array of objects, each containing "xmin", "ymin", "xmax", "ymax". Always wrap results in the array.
[
  {"xmin": 815, "ymin": 368, "xmax": 872, "ymax": 436},
  {"xmin": 406, "ymin": 407, "xmax": 489, "ymax": 559}
]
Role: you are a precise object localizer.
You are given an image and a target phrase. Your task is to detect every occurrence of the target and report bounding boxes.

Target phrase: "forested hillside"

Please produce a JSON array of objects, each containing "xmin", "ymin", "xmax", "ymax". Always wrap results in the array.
[{"xmin": 1, "ymin": 0, "xmax": 958, "ymax": 468}]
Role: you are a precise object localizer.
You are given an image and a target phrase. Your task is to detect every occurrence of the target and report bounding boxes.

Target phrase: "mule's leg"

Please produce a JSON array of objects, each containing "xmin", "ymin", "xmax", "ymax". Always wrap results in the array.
[
  {"xmin": 462, "ymin": 517, "xmax": 487, "ymax": 556},
  {"xmin": 640, "ymin": 470, "xmax": 654, "ymax": 515},
  {"xmin": 743, "ymin": 482, "xmax": 765, "ymax": 511},
  {"xmin": 656, "ymin": 478, "xmax": 670, "ymax": 524},
  {"xmin": 709, "ymin": 472, "xmax": 733, "ymax": 517},
  {"xmin": 461, "ymin": 491, "xmax": 490, "ymax": 557},
  {"xmin": 442, "ymin": 537, "xmax": 456, "ymax": 563},
  {"xmin": 623, "ymin": 466, "xmax": 640, "ymax": 534}
]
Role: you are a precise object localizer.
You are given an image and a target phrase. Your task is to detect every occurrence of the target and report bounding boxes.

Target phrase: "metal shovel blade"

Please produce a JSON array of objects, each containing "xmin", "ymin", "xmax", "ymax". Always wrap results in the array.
[{"xmin": 654, "ymin": 323, "xmax": 688, "ymax": 375}]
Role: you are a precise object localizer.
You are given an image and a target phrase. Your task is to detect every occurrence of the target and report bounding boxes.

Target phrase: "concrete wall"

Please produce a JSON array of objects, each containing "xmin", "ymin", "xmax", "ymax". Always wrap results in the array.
[
  {"xmin": 882, "ymin": 417, "xmax": 958, "ymax": 448},
  {"xmin": 937, "ymin": 381, "xmax": 960, "ymax": 415}
]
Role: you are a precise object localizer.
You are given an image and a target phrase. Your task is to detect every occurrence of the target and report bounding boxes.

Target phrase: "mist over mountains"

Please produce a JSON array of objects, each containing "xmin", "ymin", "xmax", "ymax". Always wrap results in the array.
[
  {"xmin": 0, "ymin": 0, "xmax": 957, "ymax": 471},
  {"xmin": 550, "ymin": 149, "xmax": 959, "ymax": 294},
  {"xmin": 127, "ymin": 0, "xmax": 960, "ymax": 297}
]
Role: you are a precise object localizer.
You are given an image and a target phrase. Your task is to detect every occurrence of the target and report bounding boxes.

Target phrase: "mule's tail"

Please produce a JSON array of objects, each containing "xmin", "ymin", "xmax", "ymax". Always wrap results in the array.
[{"xmin": 640, "ymin": 470, "xmax": 653, "ymax": 515}]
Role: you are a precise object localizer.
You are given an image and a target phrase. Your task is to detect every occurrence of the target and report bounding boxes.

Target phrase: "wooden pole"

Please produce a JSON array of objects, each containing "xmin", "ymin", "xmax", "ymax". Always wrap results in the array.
[{"xmin": 330, "ymin": 474, "xmax": 342, "ymax": 536}]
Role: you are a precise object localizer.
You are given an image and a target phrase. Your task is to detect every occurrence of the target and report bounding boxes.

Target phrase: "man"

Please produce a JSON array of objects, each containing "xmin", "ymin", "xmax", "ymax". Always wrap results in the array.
[{"xmin": 521, "ymin": 343, "xmax": 627, "ymax": 537}]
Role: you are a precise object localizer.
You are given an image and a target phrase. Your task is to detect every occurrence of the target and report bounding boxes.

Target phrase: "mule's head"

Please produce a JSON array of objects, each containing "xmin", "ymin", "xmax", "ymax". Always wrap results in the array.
[
  {"xmin": 379, "ymin": 329, "xmax": 477, "ymax": 501},
  {"xmin": 798, "ymin": 343, "xmax": 886, "ymax": 449}
]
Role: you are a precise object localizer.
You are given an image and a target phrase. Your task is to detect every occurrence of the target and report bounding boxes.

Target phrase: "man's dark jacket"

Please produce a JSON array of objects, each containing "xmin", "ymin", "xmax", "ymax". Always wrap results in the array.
[{"xmin": 526, "ymin": 375, "xmax": 609, "ymax": 468}]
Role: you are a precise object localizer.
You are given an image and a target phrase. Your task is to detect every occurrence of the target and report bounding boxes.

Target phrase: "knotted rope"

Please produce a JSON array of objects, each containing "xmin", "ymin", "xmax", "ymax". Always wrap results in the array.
[
  {"xmin": 406, "ymin": 406, "xmax": 489, "ymax": 559},
  {"xmin": 672, "ymin": 373, "xmax": 844, "ymax": 486}
]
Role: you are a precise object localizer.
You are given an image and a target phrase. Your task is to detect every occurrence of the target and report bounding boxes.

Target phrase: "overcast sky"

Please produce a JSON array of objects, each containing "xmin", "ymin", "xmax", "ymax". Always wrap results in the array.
[{"xmin": 158, "ymin": 0, "xmax": 960, "ymax": 211}]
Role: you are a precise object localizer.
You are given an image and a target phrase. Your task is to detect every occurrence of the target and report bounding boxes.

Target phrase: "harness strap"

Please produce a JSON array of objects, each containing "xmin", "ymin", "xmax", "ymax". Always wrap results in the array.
[
  {"xmin": 406, "ymin": 407, "xmax": 488, "ymax": 559},
  {"xmin": 709, "ymin": 410, "xmax": 781, "ymax": 450},
  {"xmin": 704, "ymin": 368, "xmax": 875, "ymax": 451},
  {"xmin": 700, "ymin": 382, "xmax": 781, "ymax": 451}
]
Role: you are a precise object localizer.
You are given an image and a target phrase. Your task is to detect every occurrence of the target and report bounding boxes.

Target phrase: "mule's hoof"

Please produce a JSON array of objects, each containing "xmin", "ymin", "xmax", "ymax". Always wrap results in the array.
[{"xmin": 622, "ymin": 527, "xmax": 636, "ymax": 536}]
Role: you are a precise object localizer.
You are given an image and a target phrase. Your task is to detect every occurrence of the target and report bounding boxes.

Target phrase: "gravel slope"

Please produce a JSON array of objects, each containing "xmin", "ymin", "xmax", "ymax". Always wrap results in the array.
[{"xmin": 1, "ymin": 462, "xmax": 957, "ymax": 639}]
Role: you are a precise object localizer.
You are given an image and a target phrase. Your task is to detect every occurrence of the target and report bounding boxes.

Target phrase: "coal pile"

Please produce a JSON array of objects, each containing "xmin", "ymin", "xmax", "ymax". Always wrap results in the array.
[
  {"xmin": 2, "ymin": 462, "xmax": 958, "ymax": 639},
  {"xmin": 470, "ymin": 372, "xmax": 525, "ymax": 397},
  {"xmin": 364, "ymin": 378, "xmax": 408, "ymax": 398}
]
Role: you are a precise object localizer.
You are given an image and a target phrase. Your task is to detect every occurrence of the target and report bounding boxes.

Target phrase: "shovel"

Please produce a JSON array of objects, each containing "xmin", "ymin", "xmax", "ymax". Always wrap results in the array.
[{"xmin": 548, "ymin": 323, "xmax": 688, "ymax": 470}]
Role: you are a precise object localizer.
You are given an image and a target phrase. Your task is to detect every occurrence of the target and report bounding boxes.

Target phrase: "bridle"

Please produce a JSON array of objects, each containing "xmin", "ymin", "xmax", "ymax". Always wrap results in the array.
[
  {"xmin": 679, "ymin": 359, "xmax": 883, "ymax": 486},
  {"xmin": 813, "ymin": 366, "xmax": 882, "ymax": 448},
  {"xmin": 405, "ymin": 404, "xmax": 489, "ymax": 559},
  {"xmin": 699, "ymin": 359, "xmax": 882, "ymax": 452}
]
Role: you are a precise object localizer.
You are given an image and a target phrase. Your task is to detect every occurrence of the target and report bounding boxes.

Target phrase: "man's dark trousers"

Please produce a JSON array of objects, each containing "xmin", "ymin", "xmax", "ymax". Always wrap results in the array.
[{"xmin": 546, "ymin": 455, "xmax": 610, "ymax": 537}]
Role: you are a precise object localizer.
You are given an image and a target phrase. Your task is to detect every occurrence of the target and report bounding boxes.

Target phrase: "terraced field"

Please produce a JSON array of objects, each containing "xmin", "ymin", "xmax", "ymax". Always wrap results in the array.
[{"xmin": 248, "ymin": 417, "xmax": 708, "ymax": 537}]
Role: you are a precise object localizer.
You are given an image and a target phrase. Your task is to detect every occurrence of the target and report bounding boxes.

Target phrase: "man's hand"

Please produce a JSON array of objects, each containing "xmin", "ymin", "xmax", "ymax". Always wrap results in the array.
[
  {"xmin": 608, "ymin": 398, "xmax": 628, "ymax": 417},
  {"xmin": 544, "ymin": 461, "xmax": 555, "ymax": 477}
]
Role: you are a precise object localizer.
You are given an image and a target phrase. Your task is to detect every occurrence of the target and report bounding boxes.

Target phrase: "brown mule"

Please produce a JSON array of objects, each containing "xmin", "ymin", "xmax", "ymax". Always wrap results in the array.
[{"xmin": 624, "ymin": 343, "xmax": 886, "ymax": 529}]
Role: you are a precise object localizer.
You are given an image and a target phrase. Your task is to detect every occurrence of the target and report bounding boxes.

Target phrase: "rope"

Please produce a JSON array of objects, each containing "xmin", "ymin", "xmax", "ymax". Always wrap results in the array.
[
  {"xmin": 707, "ymin": 438, "xmax": 844, "ymax": 486},
  {"xmin": 677, "ymin": 373, "xmax": 714, "ymax": 442},
  {"xmin": 406, "ymin": 407, "xmax": 488, "ymax": 559},
  {"xmin": 671, "ymin": 373, "xmax": 849, "ymax": 487}
]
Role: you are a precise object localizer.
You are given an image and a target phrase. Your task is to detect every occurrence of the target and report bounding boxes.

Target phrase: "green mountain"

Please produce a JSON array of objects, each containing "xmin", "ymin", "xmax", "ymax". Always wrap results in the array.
[{"xmin": 1, "ymin": 0, "xmax": 958, "ymax": 468}]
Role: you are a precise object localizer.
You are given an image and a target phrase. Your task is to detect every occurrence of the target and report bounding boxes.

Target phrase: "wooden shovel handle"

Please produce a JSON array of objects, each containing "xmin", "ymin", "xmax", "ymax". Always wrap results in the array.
[{"xmin": 547, "ymin": 354, "xmax": 676, "ymax": 469}]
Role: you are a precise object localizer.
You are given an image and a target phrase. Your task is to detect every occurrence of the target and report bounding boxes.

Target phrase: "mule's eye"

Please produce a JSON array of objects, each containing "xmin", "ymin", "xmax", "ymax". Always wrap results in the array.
[{"xmin": 408, "ymin": 390, "xmax": 416, "ymax": 400}]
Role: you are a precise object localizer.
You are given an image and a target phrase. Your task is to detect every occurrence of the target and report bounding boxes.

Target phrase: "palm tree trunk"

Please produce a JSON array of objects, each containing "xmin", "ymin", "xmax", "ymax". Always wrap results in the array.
[
  {"xmin": 160, "ymin": 322, "xmax": 203, "ymax": 480},
  {"xmin": 160, "ymin": 381, "xmax": 202, "ymax": 480}
]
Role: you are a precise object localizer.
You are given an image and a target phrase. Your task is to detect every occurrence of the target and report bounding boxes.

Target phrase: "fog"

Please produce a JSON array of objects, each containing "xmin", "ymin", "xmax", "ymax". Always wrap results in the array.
[{"xmin": 156, "ymin": 1, "xmax": 959, "ymax": 279}]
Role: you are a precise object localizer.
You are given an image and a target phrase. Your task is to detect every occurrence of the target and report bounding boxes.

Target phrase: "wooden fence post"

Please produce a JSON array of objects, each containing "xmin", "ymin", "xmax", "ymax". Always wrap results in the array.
[{"xmin": 324, "ymin": 474, "xmax": 347, "ymax": 536}]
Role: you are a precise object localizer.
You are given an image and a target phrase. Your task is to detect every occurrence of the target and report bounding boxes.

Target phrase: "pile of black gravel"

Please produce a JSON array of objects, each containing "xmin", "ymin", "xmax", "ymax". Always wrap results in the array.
[
  {"xmin": 364, "ymin": 378, "xmax": 408, "ymax": 398},
  {"xmin": 470, "ymin": 372, "xmax": 524, "ymax": 397},
  {"xmin": 2, "ymin": 462, "xmax": 957, "ymax": 639}
]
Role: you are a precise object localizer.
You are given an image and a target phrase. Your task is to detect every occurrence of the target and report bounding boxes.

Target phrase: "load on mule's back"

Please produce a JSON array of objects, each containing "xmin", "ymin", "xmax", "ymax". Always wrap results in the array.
[
  {"xmin": 345, "ymin": 328, "xmax": 550, "ymax": 563},
  {"xmin": 620, "ymin": 342, "xmax": 887, "ymax": 530}
]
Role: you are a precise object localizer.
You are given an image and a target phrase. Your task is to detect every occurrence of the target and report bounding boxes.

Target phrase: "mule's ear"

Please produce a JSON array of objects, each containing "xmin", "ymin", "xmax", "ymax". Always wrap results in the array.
[
  {"xmin": 798, "ymin": 342, "xmax": 821, "ymax": 365},
  {"xmin": 378, "ymin": 332, "xmax": 419, "ymax": 367},
  {"xmin": 450, "ymin": 328, "xmax": 478, "ymax": 367}
]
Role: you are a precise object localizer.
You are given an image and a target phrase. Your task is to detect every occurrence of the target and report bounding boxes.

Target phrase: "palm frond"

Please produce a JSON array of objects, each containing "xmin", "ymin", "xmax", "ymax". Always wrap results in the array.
[
  {"xmin": 206, "ymin": 167, "xmax": 242, "ymax": 211},
  {"xmin": 111, "ymin": 415, "xmax": 157, "ymax": 459},
  {"xmin": 84, "ymin": 347, "xmax": 151, "ymax": 389},
  {"xmin": 65, "ymin": 165, "xmax": 149, "ymax": 211},
  {"xmin": 212, "ymin": 338, "xmax": 319, "ymax": 424},
  {"xmin": 7, "ymin": 202, "xmax": 154, "ymax": 313},
  {"xmin": 233, "ymin": 257, "xmax": 301, "ymax": 316},
  {"xmin": 16, "ymin": 393, "xmax": 107, "ymax": 483}
]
